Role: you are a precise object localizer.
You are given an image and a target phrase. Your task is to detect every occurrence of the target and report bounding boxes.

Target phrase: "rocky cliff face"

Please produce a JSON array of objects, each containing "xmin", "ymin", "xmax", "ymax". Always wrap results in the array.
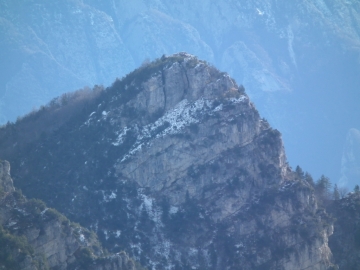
[
  {"xmin": 0, "ymin": 54, "xmax": 337, "ymax": 269},
  {"xmin": 327, "ymin": 192, "xmax": 360, "ymax": 269},
  {"xmin": 0, "ymin": 160, "xmax": 140, "ymax": 270},
  {"xmin": 1, "ymin": 0, "xmax": 360, "ymax": 186},
  {"xmin": 0, "ymin": 159, "xmax": 14, "ymax": 193}
]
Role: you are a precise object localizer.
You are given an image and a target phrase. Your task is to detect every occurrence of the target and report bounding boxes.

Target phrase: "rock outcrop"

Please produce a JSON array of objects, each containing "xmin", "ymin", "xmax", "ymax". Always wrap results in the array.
[
  {"xmin": 0, "ymin": 160, "xmax": 140, "ymax": 270},
  {"xmin": 0, "ymin": 54, "xmax": 337, "ymax": 269},
  {"xmin": 327, "ymin": 192, "xmax": 360, "ymax": 269},
  {"xmin": 0, "ymin": 160, "xmax": 14, "ymax": 193}
]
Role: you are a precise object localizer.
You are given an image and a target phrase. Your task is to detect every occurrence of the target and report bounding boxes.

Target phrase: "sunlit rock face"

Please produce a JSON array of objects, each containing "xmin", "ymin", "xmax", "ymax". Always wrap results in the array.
[
  {"xmin": 339, "ymin": 128, "xmax": 360, "ymax": 189},
  {"xmin": 0, "ymin": 54, "xmax": 336, "ymax": 269}
]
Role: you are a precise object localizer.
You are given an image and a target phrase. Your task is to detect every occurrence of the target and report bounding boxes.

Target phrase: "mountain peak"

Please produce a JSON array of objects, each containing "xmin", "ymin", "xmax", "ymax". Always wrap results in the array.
[
  {"xmin": 116, "ymin": 51, "xmax": 243, "ymax": 111},
  {"xmin": 0, "ymin": 54, "xmax": 336, "ymax": 269}
]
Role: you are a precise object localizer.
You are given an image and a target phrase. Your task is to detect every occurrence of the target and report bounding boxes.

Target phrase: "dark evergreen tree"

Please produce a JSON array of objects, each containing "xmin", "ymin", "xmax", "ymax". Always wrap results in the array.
[
  {"xmin": 333, "ymin": 184, "xmax": 340, "ymax": 200},
  {"xmin": 304, "ymin": 172, "xmax": 315, "ymax": 187},
  {"xmin": 295, "ymin": 165, "xmax": 305, "ymax": 180},
  {"xmin": 315, "ymin": 175, "xmax": 332, "ymax": 203}
]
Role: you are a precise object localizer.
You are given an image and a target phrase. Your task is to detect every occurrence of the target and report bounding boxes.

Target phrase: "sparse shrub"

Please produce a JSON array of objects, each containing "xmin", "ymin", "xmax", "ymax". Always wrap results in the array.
[
  {"xmin": 44, "ymin": 208, "xmax": 67, "ymax": 223},
  {"xmin": 238, "ymin": 84, "xmax": 245, "ymax": 93},
  {"xmin": 12, "ymin": 189, "xmax": 25, "ymax": 201},
  {"xmin": 74, "ymin": 247, "xmax": 94, "ymax": 268},
  {"xmin": 260, "ymin": 129, "xmax": 281, "ymax": 147},
  {"xmin": 0, "ymin": 225, "xmax": 46, "ymax": 269},
  {"xmin": 222, "ymin": 89, "xmax": 242, "ymax": 99},
  {"xmin": 185, "ymin": 58, "xmax": 198, "ymax": 68}
]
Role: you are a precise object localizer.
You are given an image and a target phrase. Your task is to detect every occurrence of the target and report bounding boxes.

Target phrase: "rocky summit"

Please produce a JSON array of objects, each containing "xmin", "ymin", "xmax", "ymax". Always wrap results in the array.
[{"xmin": 0, "ymin": 53, "xmax": 337, "ymax": 269}]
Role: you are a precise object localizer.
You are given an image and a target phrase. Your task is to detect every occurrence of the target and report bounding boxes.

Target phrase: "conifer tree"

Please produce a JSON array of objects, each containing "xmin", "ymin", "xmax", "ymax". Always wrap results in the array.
[
  {"xmin": 295, "ymin": 165, "xmax": 305, "ymax": 180},
  {"xmin": 315, "ymin": 175, "xmax": 332, "ymax": 202},
  {"xmin": 304, "ymin": 172, "xmax": 315, "ymax": 187},
  {"xmin": 333, "ymin": 184, "xmax": 340, "ymax": 200}
]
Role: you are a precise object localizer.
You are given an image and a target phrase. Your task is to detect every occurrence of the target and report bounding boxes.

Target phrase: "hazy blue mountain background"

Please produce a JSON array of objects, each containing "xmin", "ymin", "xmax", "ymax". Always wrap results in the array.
[
  {"xmin": 0, "ymin": 0, "xmax": 359, "ymax": 188},
  {"xmin": 340, "ymin": 128, "xmax": 360, "ymax": 188}
]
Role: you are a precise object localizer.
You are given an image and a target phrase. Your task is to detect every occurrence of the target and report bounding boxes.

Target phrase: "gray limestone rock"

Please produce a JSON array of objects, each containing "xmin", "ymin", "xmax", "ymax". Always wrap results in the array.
[
  {"xmin": 0, "ymin": 159, "xmax": 139, "ymax": 270},
  {"xmin": 0, "ymin": 160, "xmax": 14, "ymax": 193}
]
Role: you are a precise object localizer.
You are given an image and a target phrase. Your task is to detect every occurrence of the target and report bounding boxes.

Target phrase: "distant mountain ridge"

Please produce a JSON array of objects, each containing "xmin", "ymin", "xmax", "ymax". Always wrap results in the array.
[{"xmin": 340, "ymin": 128, "xmax": 360, "ymax": 188}]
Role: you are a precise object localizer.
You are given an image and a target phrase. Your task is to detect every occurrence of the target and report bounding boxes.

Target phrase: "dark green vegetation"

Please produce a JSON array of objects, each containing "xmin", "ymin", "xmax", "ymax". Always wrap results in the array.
[
  {"xmin": 0, "ymin": 224, "xmax": 48, "ymax": 270},
  {"xmin": 0, "ymin": 173, "xmax": 144, "ymax": 270},
  {"xmin": 327, "ymin": 192, "xmax": 360, "ymax": 269},
  {"xmin": 292, "ymin": 166, "xmax": 360, "ymax": 268}
]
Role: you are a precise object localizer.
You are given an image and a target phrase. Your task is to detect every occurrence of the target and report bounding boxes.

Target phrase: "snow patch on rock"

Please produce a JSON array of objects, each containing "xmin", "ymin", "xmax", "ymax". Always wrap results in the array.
[{"xmin": 115, "ymin": 96, "xmax": 247, "ymax": 162}]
